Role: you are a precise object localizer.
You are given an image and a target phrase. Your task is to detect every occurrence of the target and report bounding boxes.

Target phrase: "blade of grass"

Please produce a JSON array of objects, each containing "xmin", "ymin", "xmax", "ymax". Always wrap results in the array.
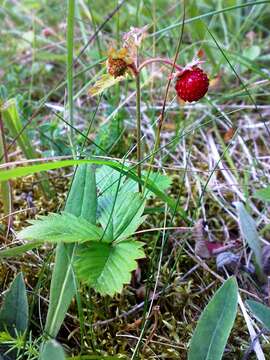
[
  {"xmin": 44, "ymin": 165, "xmax": 97, "ymax": 339},
  {"xmin": 0, "ymin": 158, "xmax": 188, "ymax": 222},
  {"xmin": 67, "ymin": 0, "xmax": 75, "ymax": 147},
  {"xmin": 151, "ymin": 1, "xmax": 270, "ymax": 36}
]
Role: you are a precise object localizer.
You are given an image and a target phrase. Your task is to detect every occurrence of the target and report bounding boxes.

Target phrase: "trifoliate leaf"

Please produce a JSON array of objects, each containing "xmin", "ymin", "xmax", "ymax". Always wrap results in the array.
[
  {"xmin": 75, "ymin": 240, "xmax": 145, "ymax": 296},
  {"xmin": 18, "ymin": 212, "xmax": 108, "ymax": 243}
]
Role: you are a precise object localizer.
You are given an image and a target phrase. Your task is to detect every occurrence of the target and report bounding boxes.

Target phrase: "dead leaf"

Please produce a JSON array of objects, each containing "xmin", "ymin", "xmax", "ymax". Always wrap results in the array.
[{"xmin": 88, "ymin": 73, "xmax": 128, "ymax": 97}]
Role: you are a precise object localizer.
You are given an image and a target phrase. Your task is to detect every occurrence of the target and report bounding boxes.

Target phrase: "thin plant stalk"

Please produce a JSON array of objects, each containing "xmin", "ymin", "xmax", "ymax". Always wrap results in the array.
[
  {"xmin": 67, "ymin": 0, "xmax": 75, "ymax": 145},
  {"xmin": 135, "ymin": 72, "xmax": 142, "ymax": 193},
  {"xmin": 0, "ymin": 113, "xmax": 13, "ymax": 233}
]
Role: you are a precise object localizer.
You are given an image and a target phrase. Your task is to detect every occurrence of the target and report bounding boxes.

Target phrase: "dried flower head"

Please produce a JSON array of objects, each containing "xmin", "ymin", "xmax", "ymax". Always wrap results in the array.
[{"xmin": 106, "ymin": 47, "xmax": 133, "ymax": 78}]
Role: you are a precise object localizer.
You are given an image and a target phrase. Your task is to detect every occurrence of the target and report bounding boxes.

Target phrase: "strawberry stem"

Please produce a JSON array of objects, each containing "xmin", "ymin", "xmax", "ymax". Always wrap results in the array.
[{"xmin": 138, "ymin": 58, "xmax": 183, "ymax": 73}]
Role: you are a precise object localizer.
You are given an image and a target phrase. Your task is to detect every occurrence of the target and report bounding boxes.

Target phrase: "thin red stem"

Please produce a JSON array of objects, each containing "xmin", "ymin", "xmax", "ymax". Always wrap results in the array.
[{"xmin": 138, "ymin": 58, "xmax": 183, "ymax": 73}]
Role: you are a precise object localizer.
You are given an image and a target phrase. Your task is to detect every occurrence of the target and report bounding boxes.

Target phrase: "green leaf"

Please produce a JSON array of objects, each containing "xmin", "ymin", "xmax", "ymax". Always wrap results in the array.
[
  {"xmin": 99, "ymin": 192, "xmax": 146, "ymax": 242},
  {"xmin": 18, "ymin": 212, "xmax": 106, "ymax": 243},
  {"xmin": 75, "ymin": 241, "xmax": 145, "ymax": 296},
  {"xmin": 0, "ymin": 241, "xmax": 41, "ymax": 259},
  {"xmin": 254, "ymin": 187, "xmax": 270, "ymax": 202},
  {"xmin": 44, "ymin": 165, "xmax": 97, "ymax": 338},
  {"xmin": 188, "ymin": 277, "xmax": 238, "ymax": 360},
  {"xmin": 65, "ymin": 165, "xmax": 97, "ymax": 224},
  {"xmin": 97, "ymin": 166, "xmax": 147, "ymax": 241},
  {"xmin": 0, "ymin": 273, "xmax": 28, "ymax": 337},
  {"xmin": 246, "ymin": 300, "xmax": 270, "ymax": 330},
  {"xmin": 1, "ymin": 99, "xmax": 35, "ymax": 159},
  {"xmin": 39, "ymin": 340, "xmax": 65, "ymax": 360},
  {"xmin": 96, "ymin": 166, "xmax": 172, "ymax": 199},
  {"xmin": 96, "ymin": 166, "xmax": 124, "ymax": 196},
  {"xmin": 235, "ymin": 202, "xmax": 262, "ymax": 270}
]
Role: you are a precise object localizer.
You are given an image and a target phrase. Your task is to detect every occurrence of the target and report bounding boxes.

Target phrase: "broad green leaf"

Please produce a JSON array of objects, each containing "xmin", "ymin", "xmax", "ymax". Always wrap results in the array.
[
  {"xmin": 88, "ymin": 74, "xmax": 127, "ymax": 97},
  {"xmin": 99, "ymin": 192, "xmax": 146, "ymax": 242},
  {"xmin": 96, "ymin": 166, "xmax": 172, "ymax": 199},
  {"xmin": 235, "ymin": 202, "xmax": 262, "ymax": 270},
  {"xmin": 18, "ymin": 212, "xmax": 106, "ymax": 243},
  {"xmin": 246, "ymin": 300, "xmax": 270, "ymax": 331},
  {"xmin": 254, "ymin": 188, "xmax": 270, "ymax": 202},
  {"xmin": 75, "ymin": 240, "xmax": 145, "ymax": 296},
  {"xmin": 96, "ymin": 166, "xmax": 125, "ymax": 196},
  {"xmin": 188, "ymin": 277, "xmax": 238, "ymax": 360},
  {"xmin": 44, "ymin": 165, "xmax": 97, "ymax": 338},
  {"xmin": 0, "ymin": 273, "xmax": 28, "ymax": 337},
  {"xmin": 39, "ymin": 340, "xmax": 65, "ymax": 360}
]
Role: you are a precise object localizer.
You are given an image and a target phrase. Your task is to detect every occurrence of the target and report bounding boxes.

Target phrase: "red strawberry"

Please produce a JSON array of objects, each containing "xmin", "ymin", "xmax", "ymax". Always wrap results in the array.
[{"xmin": 175, "ymin": 67, "xmax": 209, "ymax": 102}]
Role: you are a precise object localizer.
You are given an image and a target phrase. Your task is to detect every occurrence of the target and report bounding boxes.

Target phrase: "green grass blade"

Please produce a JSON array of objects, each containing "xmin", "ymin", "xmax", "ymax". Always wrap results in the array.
[
  {"xmin": 151, "ymin": 1, "xmax": 270, "ymax": 36},
  {"xmin": 44, "ymin": 165, "xmax": 97, "ymax": 338},
  {"xmin": 0, "ymin": 158, "xmax": 188, "ymax": 221},
  {"xmin": 1, "ymin": 99, "xmax": 35, "ymax": 159}
]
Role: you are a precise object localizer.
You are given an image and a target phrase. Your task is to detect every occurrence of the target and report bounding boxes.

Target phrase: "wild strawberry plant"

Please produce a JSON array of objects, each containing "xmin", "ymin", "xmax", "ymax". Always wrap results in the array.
[{"xmin": 16, "ymin": 165, "xmax": 171, "ymax": 311}]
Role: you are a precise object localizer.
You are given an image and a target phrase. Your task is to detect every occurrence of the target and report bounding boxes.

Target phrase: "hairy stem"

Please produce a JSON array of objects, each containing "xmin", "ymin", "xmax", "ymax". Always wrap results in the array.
[{"xmin": 138, "ymin": 57, "xmax": 183, "ymax": 73}]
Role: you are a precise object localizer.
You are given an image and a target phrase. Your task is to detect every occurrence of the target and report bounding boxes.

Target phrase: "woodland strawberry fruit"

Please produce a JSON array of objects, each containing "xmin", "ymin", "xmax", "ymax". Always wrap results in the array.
[{"xmin": 175, "ymin": 66, "xmax": 209, "ymax": 102}]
